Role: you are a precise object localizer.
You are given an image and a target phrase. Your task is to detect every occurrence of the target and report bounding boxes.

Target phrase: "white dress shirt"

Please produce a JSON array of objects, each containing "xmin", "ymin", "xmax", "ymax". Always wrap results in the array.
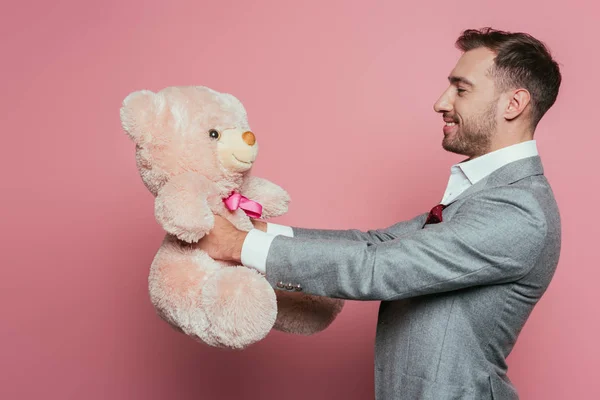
[{"xmin": 240, "ymin": 140, "xmax": 540, "ymax": 274}]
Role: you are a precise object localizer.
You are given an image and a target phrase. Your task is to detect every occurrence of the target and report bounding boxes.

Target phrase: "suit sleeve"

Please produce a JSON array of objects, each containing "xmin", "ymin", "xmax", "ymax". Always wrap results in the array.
[
  {"xmin": 290, "ymin": 212, "xmax": 430, "ymax": 243},
  {"xmin": 264, "ymin": 188, "xmax": 548, "ymax": 301}
]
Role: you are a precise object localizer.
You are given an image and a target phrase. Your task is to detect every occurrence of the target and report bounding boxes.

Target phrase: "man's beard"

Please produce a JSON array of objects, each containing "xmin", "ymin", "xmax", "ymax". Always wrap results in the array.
[{"xmin": 443, "ymin": 99, "xmax": 497, "ymax": 158}]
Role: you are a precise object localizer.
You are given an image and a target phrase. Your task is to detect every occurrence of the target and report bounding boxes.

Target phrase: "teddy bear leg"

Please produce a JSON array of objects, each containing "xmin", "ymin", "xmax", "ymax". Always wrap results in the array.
[
  {"xmin": 272, "ymin": 291, "xmax": 345, "ymax": 335},
  {"xmin": 150, "ymin": 238, "xmax": 277, "ymax": 349},
  {"xmin": 149, "ymin": 239, "xmax": 220, "ymax": 346},
  {"xmin": 201, "ymin": 266, "xmax": 277, "ymax": 349}
]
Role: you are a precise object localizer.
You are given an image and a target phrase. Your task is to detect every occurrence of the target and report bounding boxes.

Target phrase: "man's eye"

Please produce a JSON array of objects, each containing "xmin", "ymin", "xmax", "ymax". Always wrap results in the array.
[{"xmin": 456, "ymin": 88, "xmax": 466, "ymax": 95}]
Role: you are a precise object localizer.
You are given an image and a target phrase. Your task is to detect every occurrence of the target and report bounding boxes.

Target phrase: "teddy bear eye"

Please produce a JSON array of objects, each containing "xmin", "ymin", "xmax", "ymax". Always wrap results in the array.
[{"xmin": 208, "ymin": 129, "xmax": 220, "ymax": 140}]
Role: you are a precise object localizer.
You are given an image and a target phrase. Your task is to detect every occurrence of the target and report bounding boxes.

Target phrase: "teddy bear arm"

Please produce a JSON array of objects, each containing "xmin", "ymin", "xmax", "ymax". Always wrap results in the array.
[
  {"xmin": 154, "ymin": 172, "xmax": 218, "ymax": 243},
  {"xmin": 241, "ymin": 176, "xmax": 290, "ymax": 219}
]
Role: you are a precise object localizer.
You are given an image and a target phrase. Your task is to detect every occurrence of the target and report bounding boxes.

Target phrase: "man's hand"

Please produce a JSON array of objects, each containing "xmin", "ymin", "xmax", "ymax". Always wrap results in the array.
[
  {"xmin": 251, "ymin": 219, "xmax": 267, "ymax": 232},
  {"xmin": 198, "ymin": 215, "xmax": 247, "ymax": 263}
]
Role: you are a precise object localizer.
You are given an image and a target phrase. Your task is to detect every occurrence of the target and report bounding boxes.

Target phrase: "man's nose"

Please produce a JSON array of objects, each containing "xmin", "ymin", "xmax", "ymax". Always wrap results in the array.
[{"xmin": 433, "ymin": 92, "xmax": 452, "ymax": 113}]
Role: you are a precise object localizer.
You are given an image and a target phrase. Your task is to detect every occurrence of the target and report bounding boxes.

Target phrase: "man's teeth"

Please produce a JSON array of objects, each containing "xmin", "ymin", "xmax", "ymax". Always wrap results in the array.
[{"xmin": 445, "ymin": 122, "xmax": 457, "ymax": 126}]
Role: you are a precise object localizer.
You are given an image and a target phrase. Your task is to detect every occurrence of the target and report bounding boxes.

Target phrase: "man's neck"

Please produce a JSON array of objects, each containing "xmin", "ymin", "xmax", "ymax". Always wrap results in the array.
[{"xmin": 468, "ymin": 132, "xmax": 534, "ymax": 161}]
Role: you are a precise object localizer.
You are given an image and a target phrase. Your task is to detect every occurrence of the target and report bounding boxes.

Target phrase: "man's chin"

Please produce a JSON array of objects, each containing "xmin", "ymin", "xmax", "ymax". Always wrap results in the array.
[{"xmin": 442, "ymin": 139, "xmax": 466, "ymax": 155}]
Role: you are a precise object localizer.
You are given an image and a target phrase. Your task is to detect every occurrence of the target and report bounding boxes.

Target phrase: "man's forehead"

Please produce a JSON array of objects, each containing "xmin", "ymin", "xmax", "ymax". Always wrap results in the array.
[{"xmin": 449, "ymin": 47, "xmax": 496, "ymax": 86}]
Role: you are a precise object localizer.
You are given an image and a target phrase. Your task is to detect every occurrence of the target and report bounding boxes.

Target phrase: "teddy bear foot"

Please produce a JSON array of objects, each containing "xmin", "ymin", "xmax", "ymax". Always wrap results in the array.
[
  {"xmin": 201, "ymin": 266, "xmax": 277, "ymax": 349},
  {"xmin": 272, "ymin": 290, "xmax": 344, "ymax": 335}
]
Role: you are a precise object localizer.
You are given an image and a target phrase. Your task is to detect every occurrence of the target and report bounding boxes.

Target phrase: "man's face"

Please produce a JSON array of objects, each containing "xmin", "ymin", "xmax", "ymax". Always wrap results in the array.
[{"xmin": 433, "ymin": 47, "xmax": 500, "ymax": 159}]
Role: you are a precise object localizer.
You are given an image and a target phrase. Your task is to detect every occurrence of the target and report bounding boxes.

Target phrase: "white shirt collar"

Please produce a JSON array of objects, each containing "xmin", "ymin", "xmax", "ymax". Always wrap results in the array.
[
  {"xmin": 440, "ymin": 140, "xmax": 539, "ymax": 205},
  {"xmin": 456, "ymin": 140, "xmax": 539, "ymax": 185}
]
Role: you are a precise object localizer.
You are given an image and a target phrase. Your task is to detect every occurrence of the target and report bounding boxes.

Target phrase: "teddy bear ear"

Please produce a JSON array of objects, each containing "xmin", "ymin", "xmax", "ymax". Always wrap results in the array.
[{"xmin": 120, "ymin": 90, "xmax": 160, "ymax": 145}]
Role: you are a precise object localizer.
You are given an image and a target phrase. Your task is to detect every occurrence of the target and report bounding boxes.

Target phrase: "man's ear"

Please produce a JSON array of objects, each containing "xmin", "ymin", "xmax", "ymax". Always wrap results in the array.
[
  {"xmin": 120, "ymin": 90, "xmax": 161, "ymax": 145},
  {"xmin": 504, "ymin": 88, "xmax": 531, "ymax": 121}
]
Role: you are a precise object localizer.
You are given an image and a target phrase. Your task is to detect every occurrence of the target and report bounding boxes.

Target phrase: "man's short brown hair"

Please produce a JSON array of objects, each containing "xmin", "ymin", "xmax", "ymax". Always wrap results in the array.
[{"xmin": 456, "ymin": 27, "xmax": 561, "ymax": 128}]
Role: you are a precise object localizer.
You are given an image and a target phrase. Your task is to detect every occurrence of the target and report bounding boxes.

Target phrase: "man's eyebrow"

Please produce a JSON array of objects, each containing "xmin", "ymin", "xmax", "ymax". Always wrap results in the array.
[{"xmin": 448, "ymin": 76, "xmax": 474, "ymax": 87}]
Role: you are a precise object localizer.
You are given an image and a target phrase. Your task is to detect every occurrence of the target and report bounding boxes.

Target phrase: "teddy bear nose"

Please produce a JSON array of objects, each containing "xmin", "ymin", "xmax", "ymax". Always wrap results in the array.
[{"xmin": 242, "ymin": 131, "xmax": 256, "ymax": 146}]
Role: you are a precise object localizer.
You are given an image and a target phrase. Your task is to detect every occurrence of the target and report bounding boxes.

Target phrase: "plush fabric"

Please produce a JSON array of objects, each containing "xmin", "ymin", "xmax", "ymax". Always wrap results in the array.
[{"xmin": 120, "ymin": 86, "xmax": 343, "ymax": 349}]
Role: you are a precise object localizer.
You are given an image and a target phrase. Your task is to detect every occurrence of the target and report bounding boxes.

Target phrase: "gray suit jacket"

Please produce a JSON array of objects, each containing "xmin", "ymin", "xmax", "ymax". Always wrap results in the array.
[{"xmin": 264, "ymin": 156, "xmax": 561, "ymax": 400}]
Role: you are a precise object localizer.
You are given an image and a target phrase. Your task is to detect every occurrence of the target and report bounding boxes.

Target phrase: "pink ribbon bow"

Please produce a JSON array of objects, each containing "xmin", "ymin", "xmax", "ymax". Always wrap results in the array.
[{"xmin": 223, "ymin": 192, "xmax": 262, "ymax": 219}]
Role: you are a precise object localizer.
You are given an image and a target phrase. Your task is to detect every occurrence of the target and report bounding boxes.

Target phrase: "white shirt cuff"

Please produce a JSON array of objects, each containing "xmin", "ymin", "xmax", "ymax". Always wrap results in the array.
[
  {"xmin": 266, "ymin": 222, "xmax": 294, "ymax": 237},
  {"xmin": 241, "ymin": 229, "xmax": 277, "ymax": 274}
]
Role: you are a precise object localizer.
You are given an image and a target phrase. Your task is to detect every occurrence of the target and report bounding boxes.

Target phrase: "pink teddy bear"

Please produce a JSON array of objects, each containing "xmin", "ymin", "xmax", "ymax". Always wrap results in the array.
[{"xmin": 120, "ymin": 86, "xmax": 344, "ymax": 349}]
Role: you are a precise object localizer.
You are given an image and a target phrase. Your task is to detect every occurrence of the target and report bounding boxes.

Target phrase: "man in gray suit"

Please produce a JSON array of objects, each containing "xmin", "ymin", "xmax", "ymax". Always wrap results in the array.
[{"xmin": 200, "ymin": 27, "xmax": 562, "ymax": 399}]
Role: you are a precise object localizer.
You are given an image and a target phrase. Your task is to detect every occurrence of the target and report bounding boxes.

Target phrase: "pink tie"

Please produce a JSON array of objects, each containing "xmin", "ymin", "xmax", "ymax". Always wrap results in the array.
[{"xmin": 223, "ymin": 192, "xmax": 263, "ymax": 219}]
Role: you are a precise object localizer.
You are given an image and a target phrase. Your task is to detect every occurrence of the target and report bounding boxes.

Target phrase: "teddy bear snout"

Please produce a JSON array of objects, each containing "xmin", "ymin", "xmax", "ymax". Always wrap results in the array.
[{"xmin": 242, "ymin": 131, "xmax": 256, "ymax": 146}]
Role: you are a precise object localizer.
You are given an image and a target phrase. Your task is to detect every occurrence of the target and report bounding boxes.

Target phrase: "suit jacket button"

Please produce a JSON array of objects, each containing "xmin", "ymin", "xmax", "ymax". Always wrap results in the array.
[
  {"xmin": 276, "ymin": 281, "xmax": 285, "ymax": 288},
  {"xmin": 294, "ymin": 284, "xmax": 302, "ymax": 291},
  {"xmin": 285, "ymin": 283, "xmax": 294, "ymax": 290}
]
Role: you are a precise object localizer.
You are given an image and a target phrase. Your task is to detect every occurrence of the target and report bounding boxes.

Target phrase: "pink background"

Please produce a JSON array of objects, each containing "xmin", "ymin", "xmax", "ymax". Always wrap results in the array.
[{"xmin": 2, "ymin": 1, "xmax": 598, "ymax": 399}]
